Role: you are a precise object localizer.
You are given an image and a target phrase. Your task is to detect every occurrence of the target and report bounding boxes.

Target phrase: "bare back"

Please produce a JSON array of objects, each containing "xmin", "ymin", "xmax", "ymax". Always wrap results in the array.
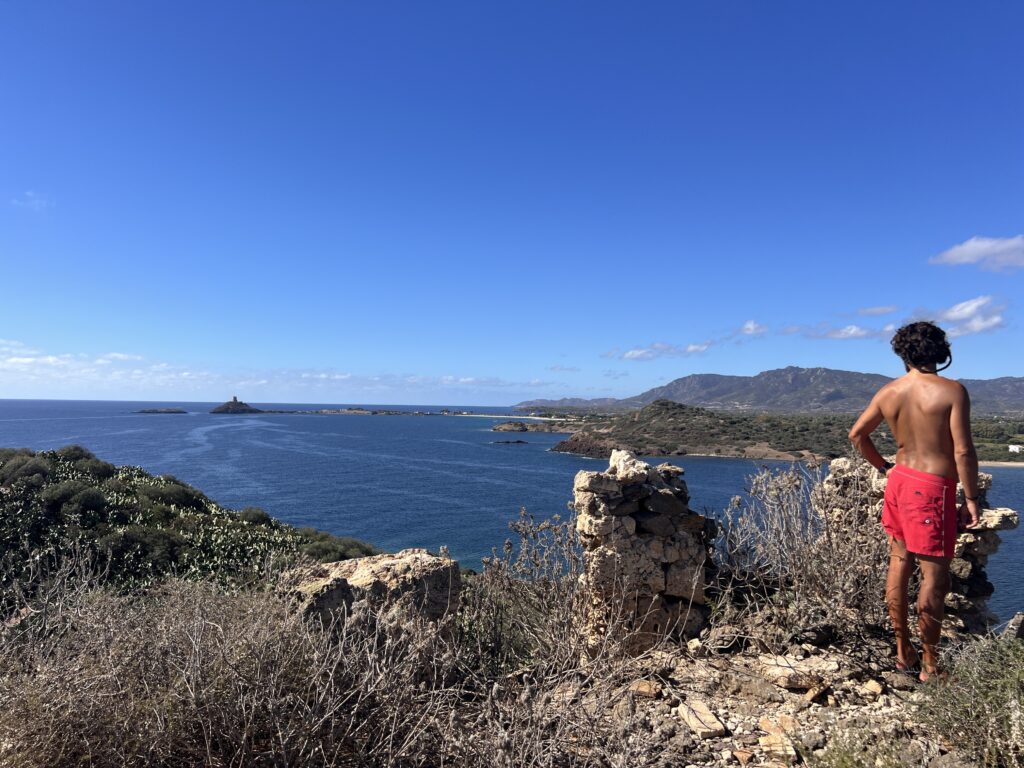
[{"xmin": 875, "ymin": 371, "xmax": 966, "ymax": 478}]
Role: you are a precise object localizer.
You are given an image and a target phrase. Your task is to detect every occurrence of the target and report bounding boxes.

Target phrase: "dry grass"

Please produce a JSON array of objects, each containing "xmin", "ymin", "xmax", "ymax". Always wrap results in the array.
[
  {"xmin": 0, "ymin": 512, "xmax": 675, "ymax": 768},
  {"xmin": 710, "ymin": 462, "xmax": 891, "ymax": 650}
]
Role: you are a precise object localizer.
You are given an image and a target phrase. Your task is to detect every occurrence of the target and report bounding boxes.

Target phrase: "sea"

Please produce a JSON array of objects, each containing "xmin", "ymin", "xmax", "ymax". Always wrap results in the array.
[{"xmin": 2, "ymin": 399, "xmax": 1022, "ymax": 623}]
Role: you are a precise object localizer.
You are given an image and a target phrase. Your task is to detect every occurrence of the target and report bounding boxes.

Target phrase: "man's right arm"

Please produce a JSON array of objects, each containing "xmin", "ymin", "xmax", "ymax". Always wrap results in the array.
[
  {"xmin": 849, "ymin": 392, "xmax": 889, "ymax": 472},
  {"xmin": 951, "ymin": 383, "xmax": 980, "ymax": 528}
]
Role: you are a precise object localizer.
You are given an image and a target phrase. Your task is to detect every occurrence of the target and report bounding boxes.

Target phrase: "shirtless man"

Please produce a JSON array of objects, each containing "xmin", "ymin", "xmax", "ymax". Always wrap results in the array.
[{"xmin": 848, "ymin": 321, "xmax": 981, "ymax": 682}]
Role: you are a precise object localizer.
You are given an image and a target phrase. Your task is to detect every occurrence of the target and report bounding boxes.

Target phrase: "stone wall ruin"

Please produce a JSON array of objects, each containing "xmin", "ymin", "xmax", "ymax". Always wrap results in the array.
[{"xmin": 573, "ymin": 450, "xmax": 715, "ymax": 654}]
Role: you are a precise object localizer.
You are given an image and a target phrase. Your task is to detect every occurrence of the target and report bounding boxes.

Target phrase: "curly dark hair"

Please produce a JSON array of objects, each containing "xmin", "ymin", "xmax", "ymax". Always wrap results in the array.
[{"xmin": 890, "ymin": 321, "xmax": 951, "ymax": 370}]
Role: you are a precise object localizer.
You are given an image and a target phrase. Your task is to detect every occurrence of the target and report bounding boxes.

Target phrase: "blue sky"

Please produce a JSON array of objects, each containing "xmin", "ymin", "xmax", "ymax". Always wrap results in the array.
[{"xmin": 1, "ymin": 2, "xmax": 1022, "ymax": 404}]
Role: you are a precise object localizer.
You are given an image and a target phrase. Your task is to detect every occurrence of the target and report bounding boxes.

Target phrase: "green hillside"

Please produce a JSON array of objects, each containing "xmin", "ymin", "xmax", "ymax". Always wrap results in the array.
[{"xmin": 0, "ymin": 446, "xmax": 377, "ymax": 589}]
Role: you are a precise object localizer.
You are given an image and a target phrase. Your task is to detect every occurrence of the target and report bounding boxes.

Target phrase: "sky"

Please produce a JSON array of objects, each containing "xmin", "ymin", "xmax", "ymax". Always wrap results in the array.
[{"xmin": 1, "ymin": 2, "xmax": 1022, "ymax": 405}]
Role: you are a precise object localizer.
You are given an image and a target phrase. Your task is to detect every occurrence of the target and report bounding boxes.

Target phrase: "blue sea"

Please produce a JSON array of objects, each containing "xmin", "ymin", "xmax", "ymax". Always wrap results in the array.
[{"xmin": 1, "ymin": 399, "xmax": 1022, "ymax": 622}]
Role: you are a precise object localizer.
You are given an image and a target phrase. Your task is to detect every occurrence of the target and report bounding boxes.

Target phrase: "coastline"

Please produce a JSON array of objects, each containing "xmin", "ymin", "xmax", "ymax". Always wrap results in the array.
[
  {"xmin": 452, "ymin": 413, "xmax": 570, "ymax": 422},
  {"xmin": 980, "ymin": 460, "xmax": 1024, "ymax": 469}
]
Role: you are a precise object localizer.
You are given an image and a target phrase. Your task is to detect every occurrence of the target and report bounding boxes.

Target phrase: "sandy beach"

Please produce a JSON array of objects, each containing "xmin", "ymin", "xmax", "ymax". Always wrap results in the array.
[{"xmin": 980, "ymin": 461, "xmax": 1024, "ymax": 468}]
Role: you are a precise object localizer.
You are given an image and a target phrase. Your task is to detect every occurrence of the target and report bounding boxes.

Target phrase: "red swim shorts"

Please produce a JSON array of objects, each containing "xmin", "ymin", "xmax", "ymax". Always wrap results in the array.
[{"xmin": 882, "ymin": 464, "xmax": 958, "ymax": 559}]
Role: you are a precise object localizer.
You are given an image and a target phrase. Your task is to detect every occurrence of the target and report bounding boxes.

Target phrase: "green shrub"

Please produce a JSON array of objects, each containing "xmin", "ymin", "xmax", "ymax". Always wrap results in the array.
[
  {"xmin": 96, "ymin": 526, "xmax": 191, "ymax": 579},
  {"xmin": 40, "ymin": 480, "xmax": 91, "ymax": 512},
  {"xmin": 237, "ymin": 507, "xmax": 272, "ymax": 525},
  {"xmin": 55, "ymin": 445, "xmax": 96, "ymax": 462},
  {"xmin": 138, "ymin": 481, "xmax": 207, "ymax": 511},
  {"xmin": 296, "ymin": 528, "xmax": 380, "ymax": 561},
  {"xmin": 73, "ymin": 458, "xmax": 117, "ymax": 480},
  {"xmin": 0, "ymin": 455, "xmax": 50, "ymax": 485}
]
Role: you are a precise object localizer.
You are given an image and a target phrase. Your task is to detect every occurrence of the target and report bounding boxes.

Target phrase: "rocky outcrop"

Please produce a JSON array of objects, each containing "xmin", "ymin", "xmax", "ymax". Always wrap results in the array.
[
  {"xmin": 818, "ymin": 458, "xmax": 1019, "ymax": 633},
  {"xmin": 286, "ymin": 548, "xmax": 461, "ymax": 625},
  {"xmin": 574, "ymin": 450, "xmax": 714, "ymax": 653},
  {"xmin": 492, "ymin": 420, "xmax": 576, "ymax": 433},
  {"xmin": 493, "ymin": 421, "xmax": 530, "ymax": 432},
  {"xmin": 554, "ymin": 432, "xmax": 620, "ymax": 457}
]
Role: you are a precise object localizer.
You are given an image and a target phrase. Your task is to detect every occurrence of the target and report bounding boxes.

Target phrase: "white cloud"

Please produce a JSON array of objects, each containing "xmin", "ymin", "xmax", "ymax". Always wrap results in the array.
[
  {"xmin": 741, "ymin": 320, "xmax": 767, "ymax": 335},
  {"xmin": 857, "ymin": 305, "xmax": 898, "ymax": 316},
  {"xmin": 95, "ymin": 352, "xmax": 144, "ymax": 365},
  {"xmin": 827, "ymin": 324, "xmax": 871, "ymax": 339},
  {"xmin": 934, "ymin": 295, "xmax": 1005, "ymax": 337},
  {"xmin": 10, "ymin": 191, "xmax": 54, "ymax": 212},
  {"xmin": 622, "ymin": 348, "xmax": 658, "ymax": 361},
  {"xmin": 603, "ymin": 370, "xmax": 629, "ymax": 380},
  {"xmin": 620, "ymin": 341, "xmax": 712, "ymax": 361},
  {"xmin": 789, "ymin": 322, "xmax": 887, "ymax": 340},
  {"xmin": 931, "ymin": 235, "xmax": 1024, "ymax": 271},
  {"xmin": 939, "ymin": 295, "xmax": 992, "ymax": 322},
  {"xmin": 0, "ymin": 342, "xmax": 561, "ymax": 399},
  {"xmin": 547, "ymin": 364, "xmax": 580, "ymax": 373}
]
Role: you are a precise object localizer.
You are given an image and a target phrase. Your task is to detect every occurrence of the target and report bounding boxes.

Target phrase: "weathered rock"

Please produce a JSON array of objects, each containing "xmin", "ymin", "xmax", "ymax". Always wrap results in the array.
[
  {"xmin": 675, "ymin": 698, "xmax": 727, "ymax": 739},
  {"xmin": 977, "ymin": 507, "xmax": 1019, "ymax": 531},
  {"xmin": 643, "ymin": 488, "xmax": 688, "ymax": 517},
  {"xmin": 665, "ymin": 560, "xmax": 706, "ymax": 603},
  {"xmin": 574, "ymin": 470, "xmax": 620, "ymax": 495},
  {"xmin": 758, "ymin": 655, "xmax": 841, "ymax": 690},
  {"xmin": 1002, "ymin": 612, "xmax": 1024, "ymax": 639},
  {"xmin": 634, "ymin": 509, "xmax": 676, "ymax": 537},
  {"xmin": 627, "ymin": 679, "xmax": 663, "ymax": 699},
  {"xmin": 610, "ymin": 449, "xmax": 651, "ymax": 484},
  {"xmin": 287, "ymin": 548, "xmax": 460, "ymax": 624}
]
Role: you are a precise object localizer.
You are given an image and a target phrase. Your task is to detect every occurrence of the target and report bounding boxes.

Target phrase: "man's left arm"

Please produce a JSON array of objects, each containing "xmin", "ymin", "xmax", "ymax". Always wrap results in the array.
[{"xmin": 848, "ymin": 393, "xmax": 890, "ymax": 472}]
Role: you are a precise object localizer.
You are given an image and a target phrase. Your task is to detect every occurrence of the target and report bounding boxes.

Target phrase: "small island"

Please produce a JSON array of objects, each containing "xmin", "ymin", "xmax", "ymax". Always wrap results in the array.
[
  {"xmin": 136, "ymin": 408, "xmax": 188, "ymax": 414},
  {"xmin": 210, "ymin": 396, "xmax": 264, "ymax": 414}
]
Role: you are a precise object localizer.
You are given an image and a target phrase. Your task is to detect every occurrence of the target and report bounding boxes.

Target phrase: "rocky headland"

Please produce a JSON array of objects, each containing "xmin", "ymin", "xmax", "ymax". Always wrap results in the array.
[
  {"xmin": 551, "ymin": 399, "xmax": 895, "ymax": 460},
  {"xmin": 135, "ymin": 407, "xmax": 188, "ymax": 414}
]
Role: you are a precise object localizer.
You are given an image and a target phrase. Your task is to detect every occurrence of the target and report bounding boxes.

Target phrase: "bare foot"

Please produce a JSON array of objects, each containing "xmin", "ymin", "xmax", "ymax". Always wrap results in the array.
[
  {"xmin": 919, "ymin": 665, "xmax": 948, "ymax": 683},
  {"xmin": 895, "ymin": 642, "xmax": 920, "ymax": 673}
]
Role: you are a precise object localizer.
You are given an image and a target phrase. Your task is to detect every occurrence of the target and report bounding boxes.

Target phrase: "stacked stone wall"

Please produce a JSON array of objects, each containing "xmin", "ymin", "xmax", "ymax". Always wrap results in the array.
[
  {"xmin": 573, "ymin": 450, "xmax": 714, "ymax": 654},
  {"xmin": 821, "ymin": 458, "xmax": 1019, "ymax": 634}
]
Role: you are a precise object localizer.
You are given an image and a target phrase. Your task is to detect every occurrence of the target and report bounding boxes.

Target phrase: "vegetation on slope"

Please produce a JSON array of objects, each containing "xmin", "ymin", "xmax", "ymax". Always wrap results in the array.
[
  {"xmin": 0, "ymin": 445, "xmax": 377, "ymax": 589},
  {"xmin": 553, "ymin": 400, "xmax": 1023, "ymax": 462},
  {"xmin": 552, "ymin": 400, "xmax": 897, "ymax": 459}
]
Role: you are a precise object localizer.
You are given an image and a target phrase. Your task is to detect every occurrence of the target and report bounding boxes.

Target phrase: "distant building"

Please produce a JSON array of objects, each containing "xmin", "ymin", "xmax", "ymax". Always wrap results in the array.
[{"xmin": 1010, "ymin": 445, "xmax": 1022, "ymax": 454}]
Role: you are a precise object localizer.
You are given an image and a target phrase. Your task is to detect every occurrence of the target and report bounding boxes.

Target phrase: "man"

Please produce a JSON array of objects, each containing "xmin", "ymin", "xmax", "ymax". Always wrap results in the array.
[{"xmin": 848, "ymin": 320, "xmax": 980, "ymax": 682}]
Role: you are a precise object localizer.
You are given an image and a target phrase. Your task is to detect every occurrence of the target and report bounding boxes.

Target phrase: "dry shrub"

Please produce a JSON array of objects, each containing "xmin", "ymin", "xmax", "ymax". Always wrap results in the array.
[
  {"xmin": 711, "ymin": 462, "xmax": 891, "ymax": 649},
  {"xmin": 918, "ymin": 634, "xmax": 1024, "ymax": 767},
  {"xmin": 802, "ymin": 729, "xmax": 919, "ymax": 768},
  {"xmin": 0, "ymin": 511, "xmax": 673, "ymax": 768}
]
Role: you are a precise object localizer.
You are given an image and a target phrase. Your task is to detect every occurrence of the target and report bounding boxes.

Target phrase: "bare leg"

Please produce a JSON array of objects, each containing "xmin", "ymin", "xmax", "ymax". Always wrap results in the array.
[
  {"xmin": 917, "ymin": 555, "xmax": 951, "ymax": 681},
  {"xmin": 885, "ymin": 536, "xmax": 919, "ymax": 669}
]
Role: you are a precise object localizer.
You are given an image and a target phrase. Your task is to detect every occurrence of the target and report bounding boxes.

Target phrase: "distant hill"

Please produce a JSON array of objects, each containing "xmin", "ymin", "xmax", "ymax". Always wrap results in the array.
[
  {"xmin": 625, "ymin": 367, "xmax": 891, "ymax": 412},
  {"xmin": 514, "ymin": 397, "xmax": 622, "ymax": 411},
  {"xmin": 518, "ymin": 367, "xmax": 1024, "ymax": 416}
]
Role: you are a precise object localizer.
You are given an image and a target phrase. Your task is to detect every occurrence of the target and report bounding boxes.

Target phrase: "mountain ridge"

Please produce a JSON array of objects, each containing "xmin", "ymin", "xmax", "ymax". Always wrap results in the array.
[{"xmin": 518, "ymin": 366, "xmax": 1024, "ymax": 416}]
